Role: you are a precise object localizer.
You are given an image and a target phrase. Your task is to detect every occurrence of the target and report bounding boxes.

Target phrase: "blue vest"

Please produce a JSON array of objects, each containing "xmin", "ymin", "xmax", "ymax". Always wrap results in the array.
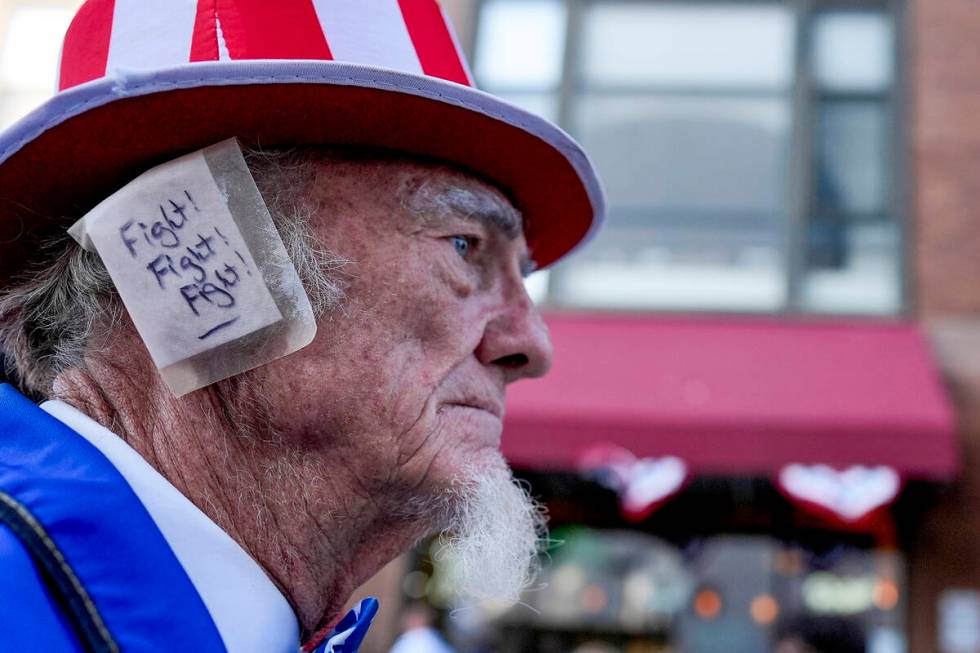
[
  {"xmin": 0, "ymin": 383, "xmax": 227, "ymax": 651},
  {"xmin": 0, "ymin": 384, "xmax": 376, "ymax": 652}
]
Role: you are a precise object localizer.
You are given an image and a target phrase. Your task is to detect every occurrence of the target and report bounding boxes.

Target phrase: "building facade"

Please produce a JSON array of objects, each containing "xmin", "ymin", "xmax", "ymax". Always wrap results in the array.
[
  {"xmin": 908, "ymin": 1, "xmax": 980, "ymax": 651},
  {"xmin": 437, "ymin": 1, "xmax": 979, "ymax": 652}
]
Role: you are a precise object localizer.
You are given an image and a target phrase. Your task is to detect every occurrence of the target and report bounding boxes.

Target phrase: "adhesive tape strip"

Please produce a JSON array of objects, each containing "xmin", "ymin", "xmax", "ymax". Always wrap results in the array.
[{"xmin": 68, "ymin": 138, "xmax": 316, "ymax": 396}]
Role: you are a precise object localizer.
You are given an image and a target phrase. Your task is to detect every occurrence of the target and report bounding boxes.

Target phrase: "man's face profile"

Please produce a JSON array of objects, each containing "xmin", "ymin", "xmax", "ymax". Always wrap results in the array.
[{"xmin": 250, "ymin": 154, "xmax": 553, "ymax": 606}]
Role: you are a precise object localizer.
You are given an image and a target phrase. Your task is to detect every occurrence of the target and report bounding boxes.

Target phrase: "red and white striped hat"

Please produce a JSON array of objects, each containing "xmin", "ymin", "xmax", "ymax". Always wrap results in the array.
[{"xmin": 0, "ymin": 0, "xmax": 604, "ymax": 284}]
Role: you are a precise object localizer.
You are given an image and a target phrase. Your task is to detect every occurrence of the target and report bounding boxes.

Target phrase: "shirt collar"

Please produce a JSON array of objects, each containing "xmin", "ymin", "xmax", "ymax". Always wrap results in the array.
[{"xmin": 40, "ymin": 400, "xmax": 301, "ymax": 653}]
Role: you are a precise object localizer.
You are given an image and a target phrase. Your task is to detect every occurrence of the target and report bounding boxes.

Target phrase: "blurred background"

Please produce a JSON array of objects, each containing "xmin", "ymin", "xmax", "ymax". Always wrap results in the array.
[{"xmin": 2, "ymin": 1, "xmax": 979, "ymax": 652}]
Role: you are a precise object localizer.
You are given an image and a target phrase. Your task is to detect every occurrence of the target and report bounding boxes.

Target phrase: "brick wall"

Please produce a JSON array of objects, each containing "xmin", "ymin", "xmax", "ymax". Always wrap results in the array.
[
  {"xmin": 912, "ymin": 0, "xmax": 980, "ymax": 316},
  {"xmin": 911, "ymin": 0, "xmax": 980, "ymax": 650}
]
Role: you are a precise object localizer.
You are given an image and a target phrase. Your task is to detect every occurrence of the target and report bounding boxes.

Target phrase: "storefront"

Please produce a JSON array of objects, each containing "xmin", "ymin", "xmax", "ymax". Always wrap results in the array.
[{"xmin": 403, "ymin": 313, "xmax": 957, "ymax": 653}]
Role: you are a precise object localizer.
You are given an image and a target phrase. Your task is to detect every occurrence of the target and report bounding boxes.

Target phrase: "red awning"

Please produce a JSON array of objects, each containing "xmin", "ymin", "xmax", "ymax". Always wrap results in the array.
[{"xmin": 502, "ymin": 314, "xmax": 959, "ymax": 480}]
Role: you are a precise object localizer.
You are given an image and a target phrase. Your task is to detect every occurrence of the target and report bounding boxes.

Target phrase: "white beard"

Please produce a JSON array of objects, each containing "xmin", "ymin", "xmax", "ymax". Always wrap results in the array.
[{"xmin": 432, "ymin": 455, "xmax": 547, "ymax": 607}]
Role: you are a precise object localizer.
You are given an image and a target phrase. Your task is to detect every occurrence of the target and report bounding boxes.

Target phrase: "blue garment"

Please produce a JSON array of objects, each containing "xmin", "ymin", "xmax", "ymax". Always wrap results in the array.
[
  {"xmin": 0, "ymin": 384, "xmax": 226, "ymax": 651},
  {"xmin": 0, "ymin": 384, "xmax": 377, "ymax": 652}
]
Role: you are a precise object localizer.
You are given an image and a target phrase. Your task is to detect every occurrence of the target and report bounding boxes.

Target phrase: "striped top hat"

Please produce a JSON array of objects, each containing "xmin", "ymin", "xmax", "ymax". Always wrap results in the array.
[{"xmin": 0, "ymin": 0, "xmax": 605, "ymax": 285}]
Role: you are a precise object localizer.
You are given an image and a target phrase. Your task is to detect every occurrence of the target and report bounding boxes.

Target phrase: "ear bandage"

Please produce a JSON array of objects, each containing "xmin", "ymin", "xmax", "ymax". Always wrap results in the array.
[{"xmin": 69, "ymin": 138, "xmax": 316, "ymax": 396}]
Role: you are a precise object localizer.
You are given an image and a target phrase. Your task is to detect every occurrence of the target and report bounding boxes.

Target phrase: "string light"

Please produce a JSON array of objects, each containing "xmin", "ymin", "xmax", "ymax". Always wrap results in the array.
[
  {"xmin": 693, "ymin": 588, "xmax": 723, "ymax": 620},
  {"xmin": 750, "ymin": 594, "xmax": 779, "ymax": 625},
  {"xmin": 873, "ymin": 579, "xmax": 899, "ymax": 611}
]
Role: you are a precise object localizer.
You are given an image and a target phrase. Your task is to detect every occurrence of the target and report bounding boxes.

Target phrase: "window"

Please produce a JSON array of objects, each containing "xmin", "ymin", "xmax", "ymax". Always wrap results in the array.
[
  {"xmin": 803, "ymin": 9, "xmax": 899, "ymax": 314},
  {"xmin": 474, "ymin": 0, "xmax": 567, "ymax": 122},
  {"xmin": 472, "ymin": 0, "xmax": 903, "ymax": 315}
]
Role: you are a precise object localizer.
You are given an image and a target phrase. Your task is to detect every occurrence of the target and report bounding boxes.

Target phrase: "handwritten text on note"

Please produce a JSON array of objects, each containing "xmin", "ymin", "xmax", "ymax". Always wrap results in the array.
[{"xmin": 74, "ymin": 151, "xmax": 283, "ymax": 369}]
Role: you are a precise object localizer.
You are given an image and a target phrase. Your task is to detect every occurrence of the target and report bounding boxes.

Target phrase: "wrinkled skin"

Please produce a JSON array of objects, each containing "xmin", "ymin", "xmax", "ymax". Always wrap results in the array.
[
  {"xmin": 55, "ymin": 155, "xmax": 553, "ymax": 639},
  {"xmin": 261, "ymin": 158, "xmax": 552, "ymax": 498}
]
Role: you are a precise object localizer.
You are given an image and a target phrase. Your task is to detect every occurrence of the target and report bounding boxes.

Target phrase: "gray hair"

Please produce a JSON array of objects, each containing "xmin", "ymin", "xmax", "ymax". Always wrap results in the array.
[{"xmin": 0, "ymin": 146, "xmax": 348, "ymax": 397}]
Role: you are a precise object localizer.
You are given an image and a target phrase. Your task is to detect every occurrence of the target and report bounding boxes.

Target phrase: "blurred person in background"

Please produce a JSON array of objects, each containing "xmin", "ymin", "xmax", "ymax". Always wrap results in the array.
[{"xmin": 388, "ymin": 602, "xmax": 458, "ymax": 653}]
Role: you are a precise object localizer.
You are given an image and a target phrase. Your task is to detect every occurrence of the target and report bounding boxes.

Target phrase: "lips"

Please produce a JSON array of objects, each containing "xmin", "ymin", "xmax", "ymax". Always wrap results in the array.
[
  {"xmin": 441, "ymin": 398, "xmax": 504, "ymax": 419},
  {"xmin": 437, "ymin": 369, "xmax": 506, "ymax": 420}
]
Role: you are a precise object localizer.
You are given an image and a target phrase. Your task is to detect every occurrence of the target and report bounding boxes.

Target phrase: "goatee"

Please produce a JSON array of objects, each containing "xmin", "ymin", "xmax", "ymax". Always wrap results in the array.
[{"xmin": 433, "ymin": 456, "xmax": 547, "ymax": 606}]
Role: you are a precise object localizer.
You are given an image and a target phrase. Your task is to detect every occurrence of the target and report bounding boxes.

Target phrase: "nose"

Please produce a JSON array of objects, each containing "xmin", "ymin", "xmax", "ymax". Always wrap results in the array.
[{"xmin": 475, "ymin": 283, "xmax": 554, "ymax": 383}]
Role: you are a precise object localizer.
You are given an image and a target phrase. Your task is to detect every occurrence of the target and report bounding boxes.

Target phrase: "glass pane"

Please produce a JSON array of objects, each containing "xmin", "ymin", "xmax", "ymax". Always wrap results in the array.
[
  {"xmin": 676, "ymin": 537, "xmax": 776, "ymax": 653},
  {"xmin": 493, "ymin": 91, "xmax": 560, "ymax": 124},
  {"xmin": 474, "ymin": 0, "xmax": 566, "ymax": 88},
  {"xmin": 817, "ymin": 102, "xmax": 889, "ymax": 215},
  {"xmin": 582, "ymin": 3, "xmax": 795, "ymax": 89},
  {"xmin": 0, "ymin": 91, "xmax": 47, "ymax": 130},
  {"xmin": 802, "ymin": 220, "xmax": 901, "ymax": 314},
  {"xmin": 549, "ymin": 95, "xmax": 790, "ymax": 311},
  {"xmin": 552, "ymin": 248, "xmax": 787, "ymax": 312},
  {"xmin": 578, "ymin": 96, "xmax": 791, "ymax": 212},
  {"xmin": 813, "ymin": 11, "xmax": 894, "ymax": 92},
  {"xmin": 0, "ymin": 6, "xmax": 75, "ymax": 91},
  {"xmin": 523, "ymin": 270, "xmax": 549, "ymax": 305}
]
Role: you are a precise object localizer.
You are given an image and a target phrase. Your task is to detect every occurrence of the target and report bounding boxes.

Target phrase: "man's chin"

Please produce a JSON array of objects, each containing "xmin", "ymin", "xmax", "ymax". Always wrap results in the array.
[{"xmin": 431, "ymin": 461, "xmax": 546, "ymax": 607}]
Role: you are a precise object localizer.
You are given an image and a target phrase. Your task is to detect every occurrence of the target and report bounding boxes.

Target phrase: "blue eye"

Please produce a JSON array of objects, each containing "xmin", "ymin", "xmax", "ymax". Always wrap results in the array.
[{"xmin": 451, "ymin": 235, "xmax": 472, "ymax": 258}]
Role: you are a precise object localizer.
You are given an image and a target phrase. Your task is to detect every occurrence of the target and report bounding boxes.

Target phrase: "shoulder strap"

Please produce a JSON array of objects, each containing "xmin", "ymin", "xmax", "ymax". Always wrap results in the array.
[
  {"xmin": 0, "ymin": 491, "xmax": 117, "ymax": 652},
  {"xmin": 0, "ymin": 522, "xmax": 89, "ymax": 652}
]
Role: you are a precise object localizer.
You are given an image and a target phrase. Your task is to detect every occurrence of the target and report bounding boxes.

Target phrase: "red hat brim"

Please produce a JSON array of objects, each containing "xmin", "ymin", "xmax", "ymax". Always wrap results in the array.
[{"xmin": 0, "ymin": 61, "xmax": 605, "ymax": 286}]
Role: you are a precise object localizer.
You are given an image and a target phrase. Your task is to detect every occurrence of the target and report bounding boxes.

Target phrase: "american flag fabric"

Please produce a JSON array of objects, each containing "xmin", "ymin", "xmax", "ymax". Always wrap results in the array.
[
  {"xmin": 59, "ymin": 0, "xmax": 473, "ymax": 91},
  {"xmin": 309, "ymin": 597, "xmax": 379, "ymax": 653}
]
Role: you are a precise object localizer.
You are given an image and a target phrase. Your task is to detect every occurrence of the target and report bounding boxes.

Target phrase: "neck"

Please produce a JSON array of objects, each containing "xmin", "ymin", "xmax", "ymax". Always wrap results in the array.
[{"xmin": 52, "ymin": 356, "xmax": 426, "ymax": 638}]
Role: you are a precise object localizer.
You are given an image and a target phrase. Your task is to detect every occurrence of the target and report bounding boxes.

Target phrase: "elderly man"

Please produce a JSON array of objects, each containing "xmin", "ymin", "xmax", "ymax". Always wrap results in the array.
[{"xmin": 0, "ymin": 2, "xmax": 603, "ymax": 653}]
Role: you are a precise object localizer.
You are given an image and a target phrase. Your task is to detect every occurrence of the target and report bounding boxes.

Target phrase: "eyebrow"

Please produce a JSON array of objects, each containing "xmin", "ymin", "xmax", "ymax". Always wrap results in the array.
[
  {"xmin": 434, "ymin": 186, "xmax": 523, "ymax": 241},
  {"xmin": 403, "ymin": 180, "xmax": 537, "ymax": 274}
]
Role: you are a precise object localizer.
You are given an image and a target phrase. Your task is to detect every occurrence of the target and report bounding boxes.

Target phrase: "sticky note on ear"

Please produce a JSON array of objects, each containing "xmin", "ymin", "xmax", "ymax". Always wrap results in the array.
[{"xmin": 70, "ymin": 138, "xmax": 317, "ymax": 396}]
